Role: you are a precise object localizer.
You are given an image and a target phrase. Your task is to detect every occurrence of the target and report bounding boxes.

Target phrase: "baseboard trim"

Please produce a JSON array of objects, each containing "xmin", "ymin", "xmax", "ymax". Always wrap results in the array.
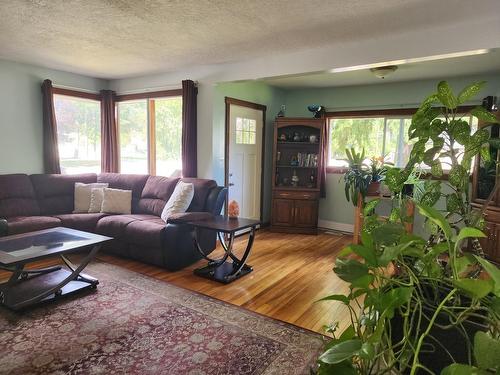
[{"xmin": 318, "ymin": 220, "xmax": 354, "ymax": 234}]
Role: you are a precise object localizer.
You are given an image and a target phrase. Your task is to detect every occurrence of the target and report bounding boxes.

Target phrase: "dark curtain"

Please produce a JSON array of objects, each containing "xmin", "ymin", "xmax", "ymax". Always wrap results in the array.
[
  {"xmin": 182, "ymin": 80, "xmax": 198, "ymax": 177},
  {"xmin": 41, "ymin": 79, "xmax": 61, "ymax": 174},
  {"xmin": 320, "ymin": 119, "xmax": 328, "ymax": 198},
  {"xmin": 100, "ymin": 90, "xmax": 119, "ymax": 173}
]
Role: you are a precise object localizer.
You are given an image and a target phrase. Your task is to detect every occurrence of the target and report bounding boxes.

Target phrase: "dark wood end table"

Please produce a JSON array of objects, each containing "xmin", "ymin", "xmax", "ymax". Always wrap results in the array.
[
  {"xmin": 188, "ymin": 216, "xmax": 260, "ymax": 284},
  {"xmin": 0, "ymin": 227, "xmax": 112, "ymax": 311}
]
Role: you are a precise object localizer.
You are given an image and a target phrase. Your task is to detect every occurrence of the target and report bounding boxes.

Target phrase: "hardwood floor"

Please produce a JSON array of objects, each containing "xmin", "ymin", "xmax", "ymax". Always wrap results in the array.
[{"xmin": 1, "ymin": 229, "xmax": 353, "ymax": 335}]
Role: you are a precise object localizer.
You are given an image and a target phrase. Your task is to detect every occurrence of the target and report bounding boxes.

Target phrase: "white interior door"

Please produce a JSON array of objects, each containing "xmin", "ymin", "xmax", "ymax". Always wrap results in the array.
[{"xmin": 228, "ymin": 104, "xmax": 263, "ymax": 220}]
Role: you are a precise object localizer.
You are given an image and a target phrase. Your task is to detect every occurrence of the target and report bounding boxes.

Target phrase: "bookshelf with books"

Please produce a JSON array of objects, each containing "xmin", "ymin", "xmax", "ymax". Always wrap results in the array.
[{"xmin": 271, "ymin": 117, "xmax": 325, "ymax": 234}]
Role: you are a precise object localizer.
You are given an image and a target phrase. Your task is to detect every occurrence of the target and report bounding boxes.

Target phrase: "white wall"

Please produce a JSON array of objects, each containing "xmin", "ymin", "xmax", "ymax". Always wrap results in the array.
[{"xmin": 0, "ymin": 59, "xmax": 108, "ymax": 174}]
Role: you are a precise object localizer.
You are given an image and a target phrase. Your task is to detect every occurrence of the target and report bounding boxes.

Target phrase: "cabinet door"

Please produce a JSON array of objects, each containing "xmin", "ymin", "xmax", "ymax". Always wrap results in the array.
[
  {"xmin": 272, "ymin": 199, "xmax": 294, "ymax": 227},
  {"xmin": 293, "ymin": 200, "xmax": 318, "ymax": 228},
  {"xmin": 480, "ymin": 221, "xmax": 499, "ymax": 262}
]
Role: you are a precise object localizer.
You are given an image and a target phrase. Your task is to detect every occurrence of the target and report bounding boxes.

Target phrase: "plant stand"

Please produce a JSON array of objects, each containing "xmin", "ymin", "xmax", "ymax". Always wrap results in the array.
[{"xmin": 353, "ymin": 193, "xmax": 415, "ymax": 245}]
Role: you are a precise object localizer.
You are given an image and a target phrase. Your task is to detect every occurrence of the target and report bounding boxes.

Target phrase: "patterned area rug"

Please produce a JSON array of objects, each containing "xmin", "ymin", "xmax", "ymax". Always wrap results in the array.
[{"xmin": 0, "ymin": 262, "xmax": 324, "ymax": 374}]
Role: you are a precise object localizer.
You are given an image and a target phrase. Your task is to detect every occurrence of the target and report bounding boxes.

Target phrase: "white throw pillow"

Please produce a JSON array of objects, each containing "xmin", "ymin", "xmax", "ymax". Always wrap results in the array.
[
  {"xmin": 88, "ymin": 188, "xmax": 105, "ymax": 213},
  {"xmin": 161, "ymin": 181, "xmax": 194, "ymax": 222},
  {"xmin": 73, "ymin": 182, "xmax": 108, "ymax": 213},
  {"xmin": 100, "ymin": 188, "xmax": 132, "ymax": 214}
]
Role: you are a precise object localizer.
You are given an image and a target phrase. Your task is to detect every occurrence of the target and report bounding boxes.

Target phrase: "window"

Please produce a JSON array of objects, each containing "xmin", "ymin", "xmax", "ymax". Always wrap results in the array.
[
  {"xmin": 235, "ymin": 117, "xmax": 257, "ymax": 145},
  {"xmin": 328, "ymin": 113, "xmax": 477, "ymax": 171},
  {"xmin": 117, "ymin": 94, "xmax": 182, "ymax": 176},
  {"xmin": 54, "ymin": 94, "xmax": 101, "ymax": 174}
]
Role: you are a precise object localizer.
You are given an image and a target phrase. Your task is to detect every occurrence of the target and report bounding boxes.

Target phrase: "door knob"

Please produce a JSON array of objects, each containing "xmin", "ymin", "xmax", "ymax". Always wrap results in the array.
[{"xmin": 228, "ymin": 183, "xmax": 235, "ymax": 187}]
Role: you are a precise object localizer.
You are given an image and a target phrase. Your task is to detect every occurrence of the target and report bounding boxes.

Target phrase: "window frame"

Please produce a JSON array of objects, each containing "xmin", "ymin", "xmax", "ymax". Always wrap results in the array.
[
  {"xmin": 325, "ymin": 106, "xmax": 476, "ymax": 177},
  {"xmin": 52, "ymin": 87, "xmax": 102, "ymax": 174},
  {"xmin": 115, "ymin": 89, "xmax": 182, "ymax": 176}
]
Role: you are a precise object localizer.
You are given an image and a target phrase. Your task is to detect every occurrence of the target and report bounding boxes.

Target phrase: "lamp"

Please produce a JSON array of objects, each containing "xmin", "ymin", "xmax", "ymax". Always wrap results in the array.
[{"xmin": 370, "ymin": 65, "xmax": 398, "ymax": 79}]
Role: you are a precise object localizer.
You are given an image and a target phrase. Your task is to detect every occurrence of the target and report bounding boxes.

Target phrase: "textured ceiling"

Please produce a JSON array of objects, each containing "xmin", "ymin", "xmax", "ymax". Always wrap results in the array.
[
  {"xmin": 262, "ymin": 50, "xmax": 500, "ymax": 88},
  {"xmin": 0, "ymin": 0, "xmax": 497, "ymax": 79}
]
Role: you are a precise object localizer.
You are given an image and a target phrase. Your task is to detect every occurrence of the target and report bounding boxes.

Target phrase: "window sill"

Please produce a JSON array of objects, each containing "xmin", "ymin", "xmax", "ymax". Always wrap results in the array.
[{"xmin": 326, "ymin": 166, "xmax": 458, "ymax": 181}]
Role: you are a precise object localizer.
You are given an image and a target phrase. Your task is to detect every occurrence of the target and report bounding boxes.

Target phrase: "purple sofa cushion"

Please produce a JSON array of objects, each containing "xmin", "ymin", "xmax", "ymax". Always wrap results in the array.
[
  {"xmin": 7, "ymin": 216, "xmax": 61, "ymax": 235},
  {"xmin": 180, "ymin": 178, "xmax": 217, "ymax": 212},
  {"xmin": 97, "ymin": 173, "xmax": 149, "ymax": 213},
  {"xmin": 0, "ymin": 174, "xmax": 40, "ymax": 218},
  {"xmin": 54, "ymin": 213, "xmax": 108, "ymax": 233},
  {"xmin": 30, "ymin": 174, "xmax": 97, "ymax": 215},
  {"xmin": 95, "ymin": 214, "xmax": 159, "ymax": 239},
  {"xmin": 137, "ymin": 176, "xmax": 179, "ymax": 216},
  {"xmin": 125, "ymin": 219, "xmax": 166, "ymax": 248}
]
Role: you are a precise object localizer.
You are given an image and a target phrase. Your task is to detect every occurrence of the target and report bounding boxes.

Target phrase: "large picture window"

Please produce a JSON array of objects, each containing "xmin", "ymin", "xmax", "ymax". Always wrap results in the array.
[
  {"xmin": 328, "ymin": 112, "xmax": 477, "ymax": 171},
  {"xmin": 53, "ymin": 94, "xmax": 101, "ymax": 174},
  {"xmin": 117, "ymin": 93, "xmax": 182, "ymax": 176}
]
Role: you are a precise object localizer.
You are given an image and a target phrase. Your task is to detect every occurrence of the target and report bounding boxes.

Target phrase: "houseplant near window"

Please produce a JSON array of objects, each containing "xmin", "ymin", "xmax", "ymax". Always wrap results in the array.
[
  {"xmin": 317, "ymin": 81, "xmax": 500, "ymax": 375},
  {"xmin": 343, "ymin": 149, "xmax": 389, "ymax": 206}
]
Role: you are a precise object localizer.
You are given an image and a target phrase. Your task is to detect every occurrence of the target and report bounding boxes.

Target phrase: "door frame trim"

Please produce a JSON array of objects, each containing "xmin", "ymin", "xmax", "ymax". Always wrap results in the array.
[{"xmin": 224, "ymin": 97, "xmax": 267, "ymax": 221}]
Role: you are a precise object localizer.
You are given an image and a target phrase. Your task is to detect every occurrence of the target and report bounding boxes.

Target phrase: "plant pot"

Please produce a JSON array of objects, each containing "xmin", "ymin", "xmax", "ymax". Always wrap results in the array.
[
  {"xmin": 366, "ymin": 181, "xmax": 381, "ymax": 196},
  {"xmin": 390, "ymin": 283, "xmax": 487, "ymax": 374}
]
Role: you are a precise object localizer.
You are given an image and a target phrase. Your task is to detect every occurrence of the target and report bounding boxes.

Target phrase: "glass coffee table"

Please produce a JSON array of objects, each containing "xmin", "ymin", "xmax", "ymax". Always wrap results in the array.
[
  {"xmin": 187, "ymin": 216, "xmax": 260, "ymax": 284},
  {"xmin": 0, "ymin": 227, "xmax": 111, "ymax": 311}
]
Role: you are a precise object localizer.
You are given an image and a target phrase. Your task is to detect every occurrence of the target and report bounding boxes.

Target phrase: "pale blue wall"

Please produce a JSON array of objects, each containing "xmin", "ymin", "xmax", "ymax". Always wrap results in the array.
[
  {"xmin": 213, "ymin": 81, "xmax": 285, "ymax": 222},
  {"xmin": 282, "ymin": 74, "xmax": 500, "ymax": 229},
  {"xmin": 0, "ymin": 59, "xmax": 107, "ymax": 174}
]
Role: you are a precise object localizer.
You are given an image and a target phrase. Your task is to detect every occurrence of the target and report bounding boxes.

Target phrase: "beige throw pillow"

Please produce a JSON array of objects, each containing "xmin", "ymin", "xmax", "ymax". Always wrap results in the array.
[
  {"xmin": 88, "ymin": 188, "xmax": 105, "ymax": 213},
  {"xmin": 161, "ymin": 181, "xmax": 194, "ymax": 222},
  {"xmin": 101, "ymin": 188, "xmax": 132, "ymax": 214},
  {"xmin": 73, "ymin": 182, "xmax": 108, "ymax": 213}
]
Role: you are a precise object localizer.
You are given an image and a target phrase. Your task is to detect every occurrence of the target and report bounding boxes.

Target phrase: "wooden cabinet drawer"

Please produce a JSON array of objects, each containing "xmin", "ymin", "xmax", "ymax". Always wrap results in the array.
[{"xmin": 273, "ymin": 191, "xmax": 319, "ymax": 200}]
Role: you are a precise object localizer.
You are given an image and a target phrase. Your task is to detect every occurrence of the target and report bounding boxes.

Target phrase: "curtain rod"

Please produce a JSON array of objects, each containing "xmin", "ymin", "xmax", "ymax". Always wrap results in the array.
[
  {"xmin": 326, "ymin": 100, "xmax": 482, "ymax": 112},
  {"xmin": 53, "ymin": 84, "xmax": 100, "ymax": 94},
  {"xmin": 115, "ymin": 80, "xmax": 198, "ymax": 95}
]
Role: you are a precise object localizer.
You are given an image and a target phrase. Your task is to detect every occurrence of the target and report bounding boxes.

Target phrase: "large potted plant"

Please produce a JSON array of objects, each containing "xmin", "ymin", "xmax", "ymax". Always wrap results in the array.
[{"xmin": 317, "ymin": 81, "xmax": 500, "ymax": 374}]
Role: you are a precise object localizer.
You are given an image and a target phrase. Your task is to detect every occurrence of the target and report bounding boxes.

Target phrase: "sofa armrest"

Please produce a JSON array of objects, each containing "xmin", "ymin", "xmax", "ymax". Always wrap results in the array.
[
  {"xmin": 205, "ymin": 186, "xmax": 227, "ymax": 215},
  {"xmin": 167, "ymin": 212, "xmax": 214, "ymax": 224}
]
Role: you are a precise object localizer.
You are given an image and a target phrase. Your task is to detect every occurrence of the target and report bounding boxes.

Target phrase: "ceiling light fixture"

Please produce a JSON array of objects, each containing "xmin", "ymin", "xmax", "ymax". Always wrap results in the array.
[
  {"xmin": 370, "ymin": 65, "xmax": 398, "ymax": 79},
  {"xmin": 328, "ymin": 48, "xmax": 490, "ymax": 74}
]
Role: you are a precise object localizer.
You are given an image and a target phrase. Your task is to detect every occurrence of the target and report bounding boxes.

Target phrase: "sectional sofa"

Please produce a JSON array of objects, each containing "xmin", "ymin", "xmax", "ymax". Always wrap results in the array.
[{"xmin": 0, "ymin": 173, "xmax": 226, "ymax": 271}]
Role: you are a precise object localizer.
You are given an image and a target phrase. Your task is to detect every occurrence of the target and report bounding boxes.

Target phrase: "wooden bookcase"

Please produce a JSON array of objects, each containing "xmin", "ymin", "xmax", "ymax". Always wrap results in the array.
[
  {"xmin": 471, "ymin": 112, "xmax": 500, "ymax": 263},
  {"xmin": 270, "ymin": 117, "xmax": 325, "ymax": 234}
]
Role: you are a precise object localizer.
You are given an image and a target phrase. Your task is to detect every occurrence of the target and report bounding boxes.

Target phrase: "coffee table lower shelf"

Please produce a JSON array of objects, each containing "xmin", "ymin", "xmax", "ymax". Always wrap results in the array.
[
  {"xmin": 194, "ymin": 262, "xmax": 253, "ymax": 284},
  {"xmin": 0, "ymin": 269, "xmax": 98, "ymax": 311}
]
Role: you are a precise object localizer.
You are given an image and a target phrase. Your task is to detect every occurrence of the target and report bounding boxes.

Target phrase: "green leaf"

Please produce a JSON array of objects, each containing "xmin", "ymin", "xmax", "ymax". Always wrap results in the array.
[
  {"xmin": 453, "ymin": 278, "xmax": 493, "ymax": 299},
  {"xmin": 430, "ymin": 160, "xmax": 443, "ymax": 177},
  {"xmin": 334, "ymin": 258, "xmax": 369, "ymax": 282},
  {"xmin": 417, "ymin": 204, "xmax": 453, "ymax": 240},
  {"xmin": 474, "ymin": 256, "xmax": 500, "ymax": 297},
  {"xmin": 361, "ymin": 229, "xmax": 374, "ymax": 249},
  {"xmin": 480, "ymin": 145, "xmax": 491, "ymax": 162},
  {"xmin": 317, "ymin": 294, "xmax": 350, "ymax": 305},
  {"xmin": 455, "ymin": 255, "xmax": 474, "ymax": 275},
  {"xmin": 359, "ymin": 342, "xmax": 375, "ymax": 360},
  {"xmin": 446, "ymin": 193, "xmax": 463, "ymax": 214},
  {"xmin": 372, "ymin": 222, "xmax": 405, "ymax": 245},
  {"xmin": 317, "ymin": 361, "xmax": 357, "ymax": 375},
  {"xmin": 455, "ymin": 227, "xmax": 486, "ymax": 252},
  {"xmin": 363, "ymin": 199, "xmax": 380, "ymax": 216},
  {"xmin": 449, "ymin": 165, "xmax": 468, "ymax": 190},
  {"xmin": 449, "ymin": 119, "xmax": 471, "ymax": 145},
  {"xmin": 441, "ymin": 363, "xmax": 488, "ymax": 375},
  {"xmin": 457, "ymin": 81, "xmax": 486, "ymax": 104},
  {"xmin": 319, "ymin": 339, "xmax": 362, "ymax": 364},
  {"xmin": 437, "ymin": 81, "xmax": 457, "ymax": 109},
  {"xmin": 350, "ymin": 244, "xmax": 377, "ymax": 267},
  {"xmin": 471, "ymin": 106, "xmax": 498, "ymax": 123},
  {"xmin": 350, "ymin": 274, "xmax": 374, "ymax": 289},
  {"xmin": 474, "ymin": 331, "xmax": 500, "ymax": 370},
  {"xmin": 379, "ymin": 241, "xmax": 418, "ymax": 267}
]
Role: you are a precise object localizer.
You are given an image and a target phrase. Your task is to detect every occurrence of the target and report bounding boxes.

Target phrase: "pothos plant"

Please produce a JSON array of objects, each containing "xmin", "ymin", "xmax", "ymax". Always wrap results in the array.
[
  {"xmin": 316, "ymin": 204, "xmax": 500, "ymax": 375},
  {"xmin": 317, "ymin": 81, "xmax": 500, "ymax": 374}
]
